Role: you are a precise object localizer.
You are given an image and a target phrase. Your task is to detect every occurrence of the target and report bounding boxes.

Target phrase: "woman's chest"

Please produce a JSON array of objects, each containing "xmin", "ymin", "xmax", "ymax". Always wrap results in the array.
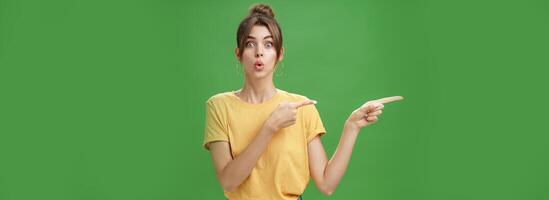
[{"xmin": 225, "ymin": 109, "xmax": 307, "ymax": 158}]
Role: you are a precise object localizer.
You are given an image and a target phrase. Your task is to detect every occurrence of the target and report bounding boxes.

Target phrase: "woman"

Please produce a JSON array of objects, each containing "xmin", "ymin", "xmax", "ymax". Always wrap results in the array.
[{"xmin": 203, "ymin": 4, "xmax": 403, "ymax": 200}]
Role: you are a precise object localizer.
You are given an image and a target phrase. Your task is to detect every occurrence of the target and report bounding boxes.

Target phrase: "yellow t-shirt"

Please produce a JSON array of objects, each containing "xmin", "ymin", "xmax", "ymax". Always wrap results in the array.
[{"xmin": 203, "ymin": 89, "xmax": 326, "ymax": 200}]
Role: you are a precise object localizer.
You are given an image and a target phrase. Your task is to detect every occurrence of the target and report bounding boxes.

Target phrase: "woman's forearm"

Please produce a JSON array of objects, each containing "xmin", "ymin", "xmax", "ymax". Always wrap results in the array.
[
  {"xmin": 320, "ymin": 124, "xmax": 360, "ymax": 194},
  {"xmin": 218, "ymin": 124, "xmax": 276, "ymax": 192}
]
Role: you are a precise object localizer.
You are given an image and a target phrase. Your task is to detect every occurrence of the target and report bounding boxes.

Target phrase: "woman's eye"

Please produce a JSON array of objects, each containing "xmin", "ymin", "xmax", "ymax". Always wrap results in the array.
[
  {"xmin": 265, "ymin": 42, "xmax": 273, "ymax": 48},
  {"xmin": 246, "ymin": 42, "xmax": 255, "ymax": 47}
]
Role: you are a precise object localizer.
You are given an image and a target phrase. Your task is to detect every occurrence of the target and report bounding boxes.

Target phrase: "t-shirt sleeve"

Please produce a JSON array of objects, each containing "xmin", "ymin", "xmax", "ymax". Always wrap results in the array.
[
  {"xmin": 203, "ymin": 99, "xmax": 229, "ymax": 150},
  {"xmin": 304, "ymin": 104, "xmax": 326, "ymax": 143}
]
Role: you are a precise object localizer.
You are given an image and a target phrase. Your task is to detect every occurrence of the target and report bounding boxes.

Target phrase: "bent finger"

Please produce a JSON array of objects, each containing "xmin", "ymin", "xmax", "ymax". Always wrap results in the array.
[
  {"xmin": 360, "ymin": 103, "xmax": 378, "ymax": 113},
  {"xmin": 368, "ymin": 110, "xmax": 382, "ymax": 116}
]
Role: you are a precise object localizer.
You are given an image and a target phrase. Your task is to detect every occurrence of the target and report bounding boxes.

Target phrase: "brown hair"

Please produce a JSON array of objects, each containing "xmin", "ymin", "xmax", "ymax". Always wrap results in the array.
[{"xmin": 236, "ymin": 4, "xmax": 283, "ymax": 61}]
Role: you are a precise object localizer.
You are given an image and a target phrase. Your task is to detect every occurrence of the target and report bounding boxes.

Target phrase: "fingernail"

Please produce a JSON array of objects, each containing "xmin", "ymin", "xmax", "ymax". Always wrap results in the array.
[{"xmin": 312, "ymin": 100, "xmax": 317, "ymax": 104}]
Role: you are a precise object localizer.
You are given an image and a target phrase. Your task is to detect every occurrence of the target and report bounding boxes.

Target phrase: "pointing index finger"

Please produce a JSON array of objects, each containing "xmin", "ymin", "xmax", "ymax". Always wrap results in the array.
[
  {"xmin": 375, "ymin": 96, "xmax": 404, "ymax": 104},
  {"xmin": 292, "ymin": 100, "xmax": 317, "ymax": 108}
]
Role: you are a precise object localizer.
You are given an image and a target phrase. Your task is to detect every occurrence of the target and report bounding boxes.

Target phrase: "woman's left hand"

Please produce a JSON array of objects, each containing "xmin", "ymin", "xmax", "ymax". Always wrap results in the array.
[{"xmin": 345, "ymin": 96, "xmax": 404, "ymax": 132}]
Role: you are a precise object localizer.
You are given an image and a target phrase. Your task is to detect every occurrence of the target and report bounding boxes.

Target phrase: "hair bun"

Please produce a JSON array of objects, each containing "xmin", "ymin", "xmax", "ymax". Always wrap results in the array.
[{"xmin": 249, "ymin": 3, "xmax": 275, "ymax": 18}]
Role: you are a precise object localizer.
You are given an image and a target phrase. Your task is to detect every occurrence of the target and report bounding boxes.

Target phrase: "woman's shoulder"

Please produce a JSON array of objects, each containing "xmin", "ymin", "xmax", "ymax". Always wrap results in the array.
[
  {"xmin": 205, "ymin": 91, "xmax": 235, "ymax": 105},
  {"xmin": 277, "ymin": 89, "xmax": 312, "ymax": 101}
]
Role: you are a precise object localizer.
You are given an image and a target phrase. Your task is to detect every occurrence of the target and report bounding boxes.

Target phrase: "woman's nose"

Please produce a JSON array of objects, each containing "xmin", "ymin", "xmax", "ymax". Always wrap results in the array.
[{"xmin": 255, "ymin": 46, "xmax": 264, "ymax": 57}]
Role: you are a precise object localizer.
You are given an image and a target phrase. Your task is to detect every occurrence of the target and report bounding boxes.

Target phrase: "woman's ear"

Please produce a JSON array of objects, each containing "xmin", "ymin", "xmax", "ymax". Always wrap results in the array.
[
  {"xmin": 278, "ymin": 47, "xmax": 285, "ymax": 62},
  {"xmin": 235, "ymin": 48, "xmax": 241, "ymax": 61}
]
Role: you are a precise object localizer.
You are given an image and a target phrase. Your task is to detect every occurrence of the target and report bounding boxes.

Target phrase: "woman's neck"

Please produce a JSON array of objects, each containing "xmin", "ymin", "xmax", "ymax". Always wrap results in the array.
[{"xmin": 236, "ymin": 79, "xmax": 277, "ymax": 104}]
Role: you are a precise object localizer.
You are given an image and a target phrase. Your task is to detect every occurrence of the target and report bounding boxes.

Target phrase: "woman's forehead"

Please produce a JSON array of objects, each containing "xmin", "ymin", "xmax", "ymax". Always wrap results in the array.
[{"xmin": 248, "ymin": 26, "xmax": 272, "ymax": 39}]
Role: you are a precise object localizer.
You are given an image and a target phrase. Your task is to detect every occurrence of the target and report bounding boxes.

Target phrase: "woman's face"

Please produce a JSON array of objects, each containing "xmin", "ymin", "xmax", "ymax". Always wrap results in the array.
[{"xmin": 236, "ymin": 25, "xmax": 283, "ymax": 80}]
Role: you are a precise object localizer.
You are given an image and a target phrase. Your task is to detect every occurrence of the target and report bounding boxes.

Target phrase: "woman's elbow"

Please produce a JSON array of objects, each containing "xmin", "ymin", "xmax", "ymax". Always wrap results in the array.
[
  {"xmin": 222, "ymin": 185, "xmax": 237, "ymax": 193},
  {"xmin": 318, "ymin": 185, "xmax": 335, "ymax": 196},
  {"xmin": 219, "ymin": 178, "xmax": 239, "ymax": 193},
  {"xmin": 320, "ymin": 189, "xmax": 334, "ymax": 196}
]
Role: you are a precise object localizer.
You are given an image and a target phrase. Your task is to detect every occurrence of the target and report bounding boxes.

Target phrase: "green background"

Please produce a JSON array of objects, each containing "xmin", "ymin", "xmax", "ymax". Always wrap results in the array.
[{"xmin": 1, "ymin": 0, "xmax": 548, "ymax": 199}]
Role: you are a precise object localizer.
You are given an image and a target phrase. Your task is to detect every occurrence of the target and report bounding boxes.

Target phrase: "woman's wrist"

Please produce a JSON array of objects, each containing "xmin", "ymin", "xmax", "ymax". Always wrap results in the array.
[
  {"xmin": 262, "ymin": 120, "xmax": 278, "ymax": 135},
  {"xmin": 343, "ymin": 120, "xmax": 361, "ymax": 134}
]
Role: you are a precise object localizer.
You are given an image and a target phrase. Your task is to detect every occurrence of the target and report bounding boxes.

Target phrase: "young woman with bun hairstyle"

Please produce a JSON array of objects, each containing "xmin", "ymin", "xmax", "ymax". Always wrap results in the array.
[{"xmin": 203, "ymin": 3, "xmax": 404, "ymax": 200}]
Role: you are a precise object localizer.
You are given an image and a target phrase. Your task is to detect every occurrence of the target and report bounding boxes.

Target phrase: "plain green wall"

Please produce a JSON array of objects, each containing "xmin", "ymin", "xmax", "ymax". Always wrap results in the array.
[{"xmin": 1, "ymin": 0, "xmax": 548, "ymax": 199}]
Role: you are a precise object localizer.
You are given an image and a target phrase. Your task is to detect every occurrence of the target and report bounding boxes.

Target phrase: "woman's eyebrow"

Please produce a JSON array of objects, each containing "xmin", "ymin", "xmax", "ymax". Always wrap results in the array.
[{"xmin": 246, "ymin": 35, "xmax": 273, "ymax": 40}]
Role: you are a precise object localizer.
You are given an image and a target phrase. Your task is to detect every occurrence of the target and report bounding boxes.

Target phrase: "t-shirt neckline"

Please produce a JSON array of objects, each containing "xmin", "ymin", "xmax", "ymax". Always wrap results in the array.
[{"xmin": 230, "ymin": 88, "xmax": 282, "ymax": 107}]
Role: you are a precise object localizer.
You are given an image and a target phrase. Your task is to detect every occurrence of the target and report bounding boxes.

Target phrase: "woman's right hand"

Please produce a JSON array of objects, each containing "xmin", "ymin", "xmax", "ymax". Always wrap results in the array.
[{"xmin": 265, "ymin": 100, "xmax": 317, "ymax": 132}]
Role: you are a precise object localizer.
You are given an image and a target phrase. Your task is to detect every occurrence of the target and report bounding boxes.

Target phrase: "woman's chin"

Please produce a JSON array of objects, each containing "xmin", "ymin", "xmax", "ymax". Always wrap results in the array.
[{"xmin": 245, "ymin": 70, "xmax": 273, "ymax": 80}]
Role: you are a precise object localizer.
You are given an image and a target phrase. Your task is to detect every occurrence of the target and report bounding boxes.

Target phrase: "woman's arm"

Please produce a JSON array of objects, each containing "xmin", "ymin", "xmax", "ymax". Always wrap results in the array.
[
  {"xmin": 308, "ymin": 96, "xmax": 403, "ymax": 196},
  {"xmin": 209, "ymin": 123, "xmax": 276, "ymax": 192},
  {"xmin": 308, "ymin": 124, "xmax": 360, "ymax": 196},
  {"xmin": 209, "ymin": 100, "xmax": 316, "ymax": 192}
]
